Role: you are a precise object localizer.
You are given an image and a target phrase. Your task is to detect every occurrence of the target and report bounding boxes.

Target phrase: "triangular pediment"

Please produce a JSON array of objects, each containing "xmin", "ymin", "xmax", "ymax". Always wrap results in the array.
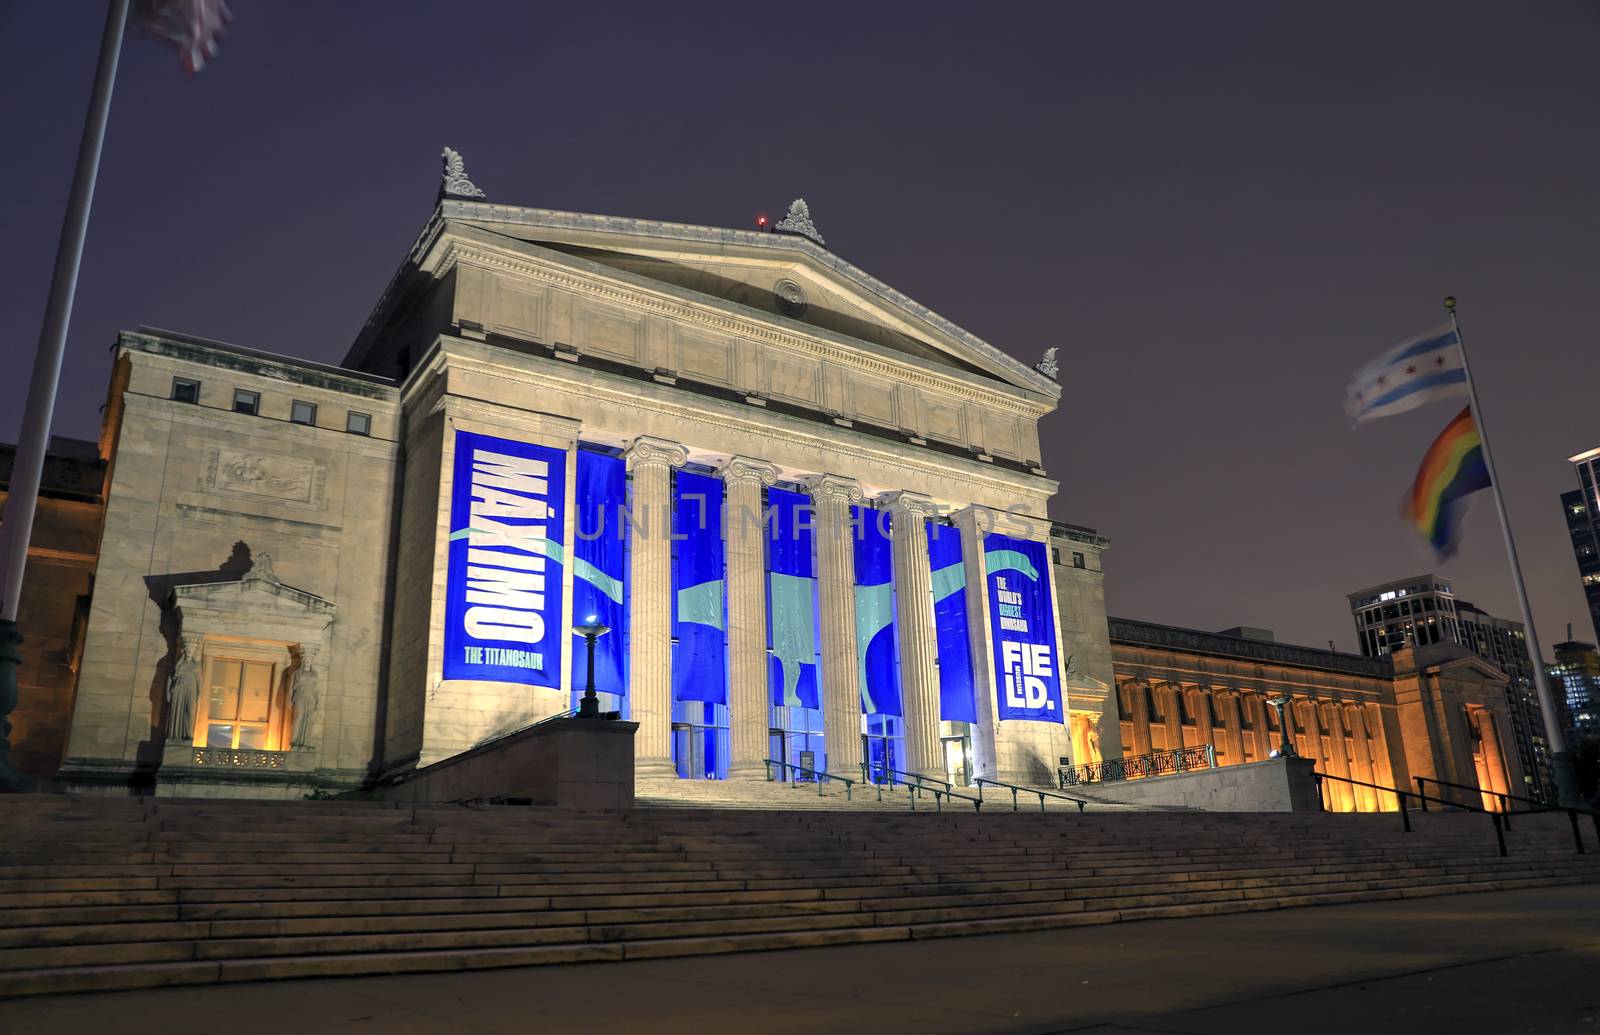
[
  {"xmin": 405, "ymin": 201, "xmax": 1059, "ymax": 399},
  {"xmin": 174, "ymin": 569, "xmax": 336, "ymax": 622}
]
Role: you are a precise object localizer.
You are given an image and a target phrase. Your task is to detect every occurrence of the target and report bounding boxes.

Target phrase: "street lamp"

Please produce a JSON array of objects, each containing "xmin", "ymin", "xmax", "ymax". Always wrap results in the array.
[
  {"xmin": 573, "ymin": 617, "xmax": 610, "ymax": 719},
  {"xmin": 1266, "ymin": 695, "xmax": 1296, "ymax": 758}
]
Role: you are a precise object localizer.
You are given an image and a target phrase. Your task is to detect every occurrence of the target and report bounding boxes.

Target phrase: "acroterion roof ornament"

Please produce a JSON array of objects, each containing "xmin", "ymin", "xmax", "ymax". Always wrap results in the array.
[
  {"xmin": 440, "ymin": 146, "xmax": 487, "ymax": 200},
  {"xmin": 1035, "ymin": 347, "xmax": 1059, "ymax": 379},
  {"xmin": 774, "ymin": 198, "xmax": 824, "ymax": 246}
]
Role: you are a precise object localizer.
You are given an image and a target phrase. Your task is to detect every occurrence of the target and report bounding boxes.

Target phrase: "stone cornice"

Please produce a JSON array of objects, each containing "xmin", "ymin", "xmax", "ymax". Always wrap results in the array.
[
  {"xmin": 719, "ymin": 456, "xmax": 780, "ymax": 487},
  {"xmin": 428, "ymin": 230, "xmax": 1053, "ymax": 418},
  {"xmin": 1110, "ymin": 618, "xmax": 1391, "ymax": 680},
  {"xmin": 624, "ymin": 436, "xmax": 687, "ymax": 471},
  {"xmin": 124, "ymin": 329, "xmax": 397, "ymax": 401},
  {"xmin": 429, "ymin": 201, "xmax": 1060, "ymax": 399}
]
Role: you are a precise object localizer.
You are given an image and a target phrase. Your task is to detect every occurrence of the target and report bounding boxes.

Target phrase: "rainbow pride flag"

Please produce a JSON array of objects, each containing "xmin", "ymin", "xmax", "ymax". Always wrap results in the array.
[{"xmin": 1402, "ymin": 406, "xmax": 1491, "ymax": 557}]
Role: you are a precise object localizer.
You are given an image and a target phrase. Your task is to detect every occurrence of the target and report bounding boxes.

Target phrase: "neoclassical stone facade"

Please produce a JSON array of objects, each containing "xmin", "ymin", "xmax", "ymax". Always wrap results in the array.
[
  {"xmin": 1106, "ymin": 620, "xmax": 1526, "ymax": 812},
  {"xmin": 51, "ymin": 180, "xmax": 1086, "ymax": 796}
]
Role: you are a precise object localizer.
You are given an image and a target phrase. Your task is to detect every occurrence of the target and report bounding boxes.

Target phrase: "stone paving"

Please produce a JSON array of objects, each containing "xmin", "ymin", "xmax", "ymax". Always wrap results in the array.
[{"xmin": 3, "ymin": 884, "xmax": 1595, "ymax": 1034}]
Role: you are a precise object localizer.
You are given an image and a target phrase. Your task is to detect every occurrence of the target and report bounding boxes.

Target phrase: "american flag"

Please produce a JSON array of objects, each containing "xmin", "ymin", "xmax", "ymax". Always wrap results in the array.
[{"xmin": 134, "ymin": 0, "xmax": 233, "ymax": 74}]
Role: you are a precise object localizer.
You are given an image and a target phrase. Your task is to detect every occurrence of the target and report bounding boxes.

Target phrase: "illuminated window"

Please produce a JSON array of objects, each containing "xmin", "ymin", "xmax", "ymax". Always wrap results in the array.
[{"xmin": 203, "ymin": 658, "xmax": 279, "ymax": 749}]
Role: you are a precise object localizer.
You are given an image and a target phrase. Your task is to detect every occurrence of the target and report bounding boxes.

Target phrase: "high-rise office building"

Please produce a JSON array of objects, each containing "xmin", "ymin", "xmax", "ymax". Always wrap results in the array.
[
  {"xmin": 1561, "ymin": 447, "xmax": 1600, "ymax": 643},
  {"xmin": 1548, "ymin": 635, "xmax": 1600, "ymax": 745},
  {"xmin": 1348, "ymin": 574, "xmax": 1551, "ymax": 800}
]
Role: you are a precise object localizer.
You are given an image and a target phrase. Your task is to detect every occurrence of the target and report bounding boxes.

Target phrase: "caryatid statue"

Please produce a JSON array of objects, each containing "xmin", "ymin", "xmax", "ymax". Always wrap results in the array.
[
  {"xmin": 165, "ymin": 637, "xmax": 201, "ymax": 740},
  {"xmin": 289, "ymin": 656, "xmax": 320, "ymax": 749}
]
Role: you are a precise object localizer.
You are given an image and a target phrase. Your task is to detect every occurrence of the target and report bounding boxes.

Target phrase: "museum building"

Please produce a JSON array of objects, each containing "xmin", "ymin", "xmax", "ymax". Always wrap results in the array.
[{"xmin": 48, "ymin": 157, "xmax": 1094, "ymax": 798}]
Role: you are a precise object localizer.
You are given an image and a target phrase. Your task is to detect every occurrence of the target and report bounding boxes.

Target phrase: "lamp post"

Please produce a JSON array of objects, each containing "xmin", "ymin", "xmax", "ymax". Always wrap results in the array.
[
  {"xmin": 1266, "ymin": 695, "xmax": 1296, "ymax": 758},
  {"xmin": 573, "ymin": 618, "xmax": 610, "ymax": 719}
]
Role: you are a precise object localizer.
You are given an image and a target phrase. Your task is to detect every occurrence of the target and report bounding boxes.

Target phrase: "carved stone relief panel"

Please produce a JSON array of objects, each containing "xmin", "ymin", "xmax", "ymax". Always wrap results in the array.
[
  {"xmin": 205, "ymin": 449, "xmax": 327, "ymax": 510},
  {"xmin": 769, "ymin": 354, "xmax": 822, "ymax": 408},
  {"xmin": 848, "ymin": 375, "xmax": 898, "ymax": 428},
  {"xmin": 576, "ymin": 301, "xmax": 645, "ymax": 364},
  {"xmin": 674, "ymin": 330, "xmax": 732, "ymax": 386},
  {"xmin": 488, "ymin": 279, "xmax": 548, "ymax": 342},
  {"xmin": 921, "ymin": 395, "xmax": 966, "ymax": 445}
]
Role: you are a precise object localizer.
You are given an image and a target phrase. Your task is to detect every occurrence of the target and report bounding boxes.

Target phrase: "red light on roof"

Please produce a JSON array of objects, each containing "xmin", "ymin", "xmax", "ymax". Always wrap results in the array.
[{"xmin": 756, "ymin": 215, "xmax": 768, "ymax": 228}]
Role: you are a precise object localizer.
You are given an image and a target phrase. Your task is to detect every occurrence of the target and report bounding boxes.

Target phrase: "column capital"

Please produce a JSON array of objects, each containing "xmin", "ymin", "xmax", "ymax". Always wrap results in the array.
[
  {"xmin": 802, "ymin": 473, "xmax": 862, "ymax": 506},
  {"xmin": 877, "ymin": 490, "xmax": 936, "ymax": 520},
  {"xmin": 719, "ymin": 455, "xmax": 780, "ymax": 488},
  {"xmin": 623, "ymin": 436, "xmax": 687, "ymax": 472}
]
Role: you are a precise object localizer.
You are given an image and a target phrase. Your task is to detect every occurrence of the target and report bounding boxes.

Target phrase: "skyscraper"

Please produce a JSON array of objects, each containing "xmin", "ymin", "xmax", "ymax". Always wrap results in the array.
[
  {"xmin": 1348, "ymin": 574, "xmax": 1551, "ymax": 800},
  {"xmin": 1548, "ymin": 634, "xmax": 1600, "ymax": 745},
  {"xmin": 1561, "ymin": 447, "xmax": 1600, "ymax": 643}
]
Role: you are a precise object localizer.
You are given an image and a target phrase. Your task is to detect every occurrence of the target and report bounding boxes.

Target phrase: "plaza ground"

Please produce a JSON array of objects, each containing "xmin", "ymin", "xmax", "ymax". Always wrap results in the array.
[{"xmin": 4, "ymin": 884, "xmax": 1595, "ymax": 1034}]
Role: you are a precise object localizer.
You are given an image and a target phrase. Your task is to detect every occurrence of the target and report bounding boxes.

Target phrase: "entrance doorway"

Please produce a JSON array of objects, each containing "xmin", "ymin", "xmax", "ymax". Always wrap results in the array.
[
  {"xmin": 942, "ymin": 734, "xmax": 973, "ymax": 787},
  {"xmin": 861, "ymin": 713, "xmax": 905, "ymax": 783},
  {"xmin": 671, "ymin": 701, "xmax": 728, "ymax": 779},
  {"xmin": 769, "ymin": 705, "xmax": 825, "ymax": 780}
]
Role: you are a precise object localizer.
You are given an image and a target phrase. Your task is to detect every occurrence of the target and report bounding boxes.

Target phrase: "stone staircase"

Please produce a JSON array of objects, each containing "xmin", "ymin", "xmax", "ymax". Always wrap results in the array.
[
  {"xmin": 1, "ymin": 794, "xmax": 1596, "ymax": 998},
  {"xmin": 636, "ymin": 775, "xmax": 1158, "ymax": 812}
]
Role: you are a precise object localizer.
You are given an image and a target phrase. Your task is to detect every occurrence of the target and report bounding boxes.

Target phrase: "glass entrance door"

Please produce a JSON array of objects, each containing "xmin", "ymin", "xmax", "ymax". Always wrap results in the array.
[
  {"xmin": 671, "ymin": 701, "xmax": 728, "ymax": 779},
  {"xmin": 942, "ymin": 734, "xmax": 973, "ymax": 787},
  {"xmin": 862, "ymin": 714, "xmax": 904, "ymax": 783},
  {"xmin": 769, "ymin": 705, "xmax": 825, "ymax": 781}
]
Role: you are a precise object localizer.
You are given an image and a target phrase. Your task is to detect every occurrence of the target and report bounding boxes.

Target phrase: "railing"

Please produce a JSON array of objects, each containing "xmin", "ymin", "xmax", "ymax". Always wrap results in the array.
[
  {"xmin": 976, "ymin": 777, "xmax": 1087, "ymax": 814},
  {"xmin": 1059, "ymin": 744, "xmax": 1215, "ymax": 787},
  {"xmin": 860, "ymin": 762, "xmax": 951, "ymax": 793},
  {"xmin": 1415, "ymin": 775, "xmax": 1598, "ymax": 854},
  {"xmin": 763, "ymin": 759, "xmax": 858, "ymax": 800},
  {"xmin": 1313, "ymin": 770, "xmax": 1508, "ymax": 857}
]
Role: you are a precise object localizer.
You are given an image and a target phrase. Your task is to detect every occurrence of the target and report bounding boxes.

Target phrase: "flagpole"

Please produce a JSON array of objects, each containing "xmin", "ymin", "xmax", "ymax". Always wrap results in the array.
[
  {"xmin": 1444, "ymin": 295, "xmax": 1581, "ymax": 808},
  {"xmin": 0, "ymin": 0, "xmax": 131, "ymax": 791}
]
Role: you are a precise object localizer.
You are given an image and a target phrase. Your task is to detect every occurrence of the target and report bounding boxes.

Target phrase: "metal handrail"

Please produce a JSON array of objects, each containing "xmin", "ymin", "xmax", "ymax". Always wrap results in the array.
[
  {"xmin": 976, "ymin": 777, "xmax": 1088, "ymax": 814},
  {"xmin": 1313, "ymin": 770, "xmax": 1506, "ymax": 856},
  {"xmin": 763, "ymin": 759, "xmax": 856, "ymax": 801},
  {"xmin": 917, "ymin": 783, "xmax": 983, "ymax": 813},
  {"xmin": 1415, "ymin": 775, "xmax": 1597, "ymax": 854},
  {"xmin": 859, "ymin": 762, "xmax": 953, "ymax": 794},
  {"xmin": 1058, "ymin": 744, "xmax": 1215, "ymax": 787}
]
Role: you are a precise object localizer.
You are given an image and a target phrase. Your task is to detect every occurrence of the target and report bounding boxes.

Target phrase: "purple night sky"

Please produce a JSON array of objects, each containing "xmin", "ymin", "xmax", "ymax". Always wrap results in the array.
[{"xmin": 4, "ymin": 2, "xmax": 1598, "ymax": 656}]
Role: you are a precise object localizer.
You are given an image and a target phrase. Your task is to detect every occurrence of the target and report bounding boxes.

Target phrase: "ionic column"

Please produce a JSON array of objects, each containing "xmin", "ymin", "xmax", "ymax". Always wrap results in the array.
[
  {"xmin": 882, "ymin": 491, "xmax": 940, "ymax": 779},
  {"xmin": 805, "ymin": 474, "xmax": 864, "ymax": 776},
  {"xmin": 1161, "ymin": 683, "xmax": 1185, "ymax": 753},
  {"xmin": 1217, "ymin": 690, "xmax": 1247, "ymax": 766},
  {"xmin": 1343, "ymin": 704, "xmax": 1378, "ymax": 811},
  {"xmin": 720, "ymin": 456, "xmax": 779, "ymax": 779},
  {"xmin": 1126, "ymin": 680, "xmax": 1154, "ymax": 756},
  {"xmin": 625, "ymin": 436, "xmax": 687, "ymax": 776},
  {"xmin": 1193, "ymin": 686, "xmax": 1216, "ymax": 759},
  {"xmin": 1476, "ymin": 709, "xmax": 1513, "ymax": 803},
  {"xmin": 1365, "ymin": 701, "xmax": 1400, "ymax": 810},
  {"xmin": 1244, "ymin": 692, "xmax": 1273, "ymax": 760},
  {"xmin": 1322, "ymin": 701, "xmax": 1355, "ymax": 811}
]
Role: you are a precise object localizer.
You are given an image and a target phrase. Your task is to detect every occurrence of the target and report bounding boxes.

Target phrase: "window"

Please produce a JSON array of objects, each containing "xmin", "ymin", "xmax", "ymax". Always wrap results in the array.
[
  {"xmin": 290, "ymin": 400, "xmax": 317, "ymax": 426},
  {"xmin": 233, "ymin": 389, "xmax": 259, "ymax": 416},
  {"xmin": 1051, "ymin": 546, "xmax": 1061, "ymax": 566},
  {"xmin": 204, "ymin": 658, "xmax": 278, "ymax": 749},
  {"xmin": 171, "ymin": 377, "xmax": 200, "ymax": 404},
  {"xmin": 346, "ymin": 411, "xmax": 372, "ymax": 436},
  {"xmin": 1072, "ymin": 551, "xmax": 1086, "ymax": 569}
]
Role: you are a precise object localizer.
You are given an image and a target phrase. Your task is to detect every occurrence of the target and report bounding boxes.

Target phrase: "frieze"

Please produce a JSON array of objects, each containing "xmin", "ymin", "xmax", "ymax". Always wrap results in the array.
[
  {"xmin": 193, "ymin": 748, "xmax": 287, "ymax": 769},
  {"xmin": 205, "ymin": 449, "xmax": 327, "ymax": 509}
]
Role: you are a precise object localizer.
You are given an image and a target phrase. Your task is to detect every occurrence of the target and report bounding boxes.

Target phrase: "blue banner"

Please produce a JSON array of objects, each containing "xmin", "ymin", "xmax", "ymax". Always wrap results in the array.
[
  {"xmin": 766, "ymin": 487, "xmax": 820, "ymax": 709},
  {"xmin": 852, "ymin": 505, "xmax": 901, "ymax": 716},
  {"xmin": 928, "ymin": 522, "xmax": 977, "ymax": 723},
  {"xmin": 673, "ymin": 470, "xmax": 727, "ymax": 704},
  {"xmin": 572, "ymin": 449, "xmax": 626, "ymax": 699},
  {"xmin": 443, "ymin": 430, "xmax": 566, "ymax": 688},
  {"xmin": 984, "ymin": 533, "xmax": 1063, "ymax": 723}
]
